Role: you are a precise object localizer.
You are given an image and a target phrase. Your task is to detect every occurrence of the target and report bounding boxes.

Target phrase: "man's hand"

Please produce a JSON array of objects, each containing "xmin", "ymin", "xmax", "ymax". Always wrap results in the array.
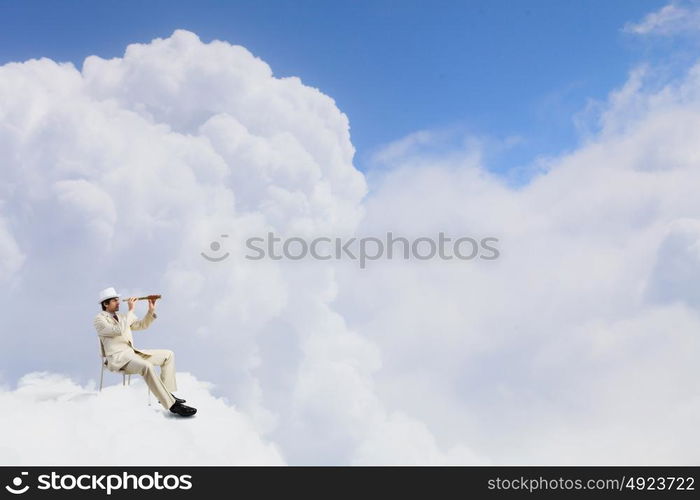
[
  {"xmin": 147, "ymin": 297, "xmax": 157, "ymax": 313},
  {"xmin": 127, "ymin": 297, "xmax": 137, "ymax": 311}
]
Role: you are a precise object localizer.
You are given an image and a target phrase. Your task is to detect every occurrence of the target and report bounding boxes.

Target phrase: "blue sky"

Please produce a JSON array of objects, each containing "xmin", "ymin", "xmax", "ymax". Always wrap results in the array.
[{"xmin": 0, "ymin": 0, "xmax": 673, "ymax": 175}]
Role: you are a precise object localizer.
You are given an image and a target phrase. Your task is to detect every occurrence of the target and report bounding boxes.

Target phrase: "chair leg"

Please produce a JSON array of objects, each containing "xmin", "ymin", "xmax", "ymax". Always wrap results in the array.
[
  {"xmin": 99, "ymin": 365, "xmax": 104, "ymax": 392},
  {"xmin": 122, "ymin": 373, "xmax": 126, "ymax": 386},
  {"xmin": 148, "ymin": 386, "xmax": 151, "ymax": 406},
  {"xmin": 128, "ymin": 374, "xmax": 131, "ymax": 386}
]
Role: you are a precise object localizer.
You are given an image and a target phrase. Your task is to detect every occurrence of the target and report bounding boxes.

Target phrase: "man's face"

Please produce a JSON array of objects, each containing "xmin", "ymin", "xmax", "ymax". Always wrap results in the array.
[{"xmin": 105, "ymin": 297, "xmax": 119, "ymax": 313}]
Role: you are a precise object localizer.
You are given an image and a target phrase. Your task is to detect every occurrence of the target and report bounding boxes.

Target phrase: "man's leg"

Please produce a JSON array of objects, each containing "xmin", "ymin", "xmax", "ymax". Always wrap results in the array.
[
  {"xmin": 136, "ymin": 349, "xmax": 177, "ymax": 393},
  {"xmin": 121, "ymin": 355, "xmax": 176, "ymax": 410}
]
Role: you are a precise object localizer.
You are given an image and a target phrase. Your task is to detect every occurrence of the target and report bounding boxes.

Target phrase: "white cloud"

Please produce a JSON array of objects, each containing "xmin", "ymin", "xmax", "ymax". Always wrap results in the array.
[
  {"xmin": 0, "ymin": 214, "xmax": 24, "ymax": 285},
  {"xmin": 623, "ymin": 1, "xmax": 700, "ymax": 36},
  {"xmin": 52, "ymin": 179, "xmax": 117, "ymax": 241},
  {"xmin": 332, "ymin": 56, "xmax": 700, "ymax": 464},
  {"xmin": 0, "ymin": 29, "xmax": 472, "ymax": 465},
  {"xmin": 0, "ymin": 371, "xmax": 285, "ymax": 465}
]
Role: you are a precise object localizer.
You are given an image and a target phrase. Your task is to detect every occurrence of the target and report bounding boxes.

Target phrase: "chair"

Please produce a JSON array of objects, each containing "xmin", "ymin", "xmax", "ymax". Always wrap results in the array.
[{"xmin": 98, "ymin": 336, "xmax": 152, "ymax": 405}]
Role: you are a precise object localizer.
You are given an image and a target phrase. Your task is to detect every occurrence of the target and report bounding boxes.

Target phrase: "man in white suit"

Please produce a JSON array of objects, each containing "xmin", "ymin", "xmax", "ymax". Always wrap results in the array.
[{"xmin": 94, "ymin": 287, "xmax": 197, "ymax": 417}]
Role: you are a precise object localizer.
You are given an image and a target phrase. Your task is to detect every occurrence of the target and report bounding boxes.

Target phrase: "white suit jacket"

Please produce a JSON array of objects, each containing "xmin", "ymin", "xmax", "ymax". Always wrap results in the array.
[{"xmin": 93, "ymin": 309, "xmax": 158, "ymax": 371}]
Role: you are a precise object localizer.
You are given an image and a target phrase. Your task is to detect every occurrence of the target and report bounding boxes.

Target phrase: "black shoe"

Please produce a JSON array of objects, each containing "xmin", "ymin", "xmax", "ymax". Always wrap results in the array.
[{"xmin": 169, "ymin": 402, "xmax": 197, "ymax": 417}]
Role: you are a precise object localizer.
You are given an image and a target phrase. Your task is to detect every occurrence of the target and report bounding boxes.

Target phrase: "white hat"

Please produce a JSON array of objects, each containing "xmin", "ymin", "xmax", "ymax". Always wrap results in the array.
[{"xmin": 98, "ymin": 287, "xmax": 120, "ymax": 304}]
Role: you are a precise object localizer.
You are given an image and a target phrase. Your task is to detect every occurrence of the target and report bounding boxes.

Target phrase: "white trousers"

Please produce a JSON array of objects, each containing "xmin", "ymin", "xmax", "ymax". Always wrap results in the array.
[{"xmin": 120, "ymin": 348, "xmax": 177, "ymax": 410}]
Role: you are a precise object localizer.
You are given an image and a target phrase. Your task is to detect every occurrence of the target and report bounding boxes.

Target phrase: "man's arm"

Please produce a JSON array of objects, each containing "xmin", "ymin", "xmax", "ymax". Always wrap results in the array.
[
  {"xmin": 129, "ymin": 309, "xmax": 157, "ymax": 331},
  {"xmin": 94, "ymin": 315, "xmax": 122, "ymax": 338}
]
